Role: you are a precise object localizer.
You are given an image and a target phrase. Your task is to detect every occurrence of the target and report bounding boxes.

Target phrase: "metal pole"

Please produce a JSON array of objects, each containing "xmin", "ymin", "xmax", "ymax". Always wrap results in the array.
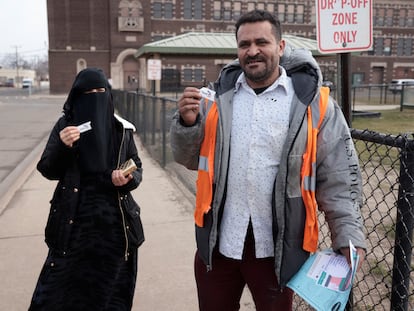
[
  {"xmin": 161, "ymin": 98, "xmax": 167, "ymax": 168},
  {"xmin": 339, "ymin": 53, "xmax": 352, "ymax": 127},
  {"xmin": 152, "ymin": 96, "xmax": 156, "ymax": 145},
  {"xmin": 391, "ymin": 138, "xmax": 414, "ymax": 311}
]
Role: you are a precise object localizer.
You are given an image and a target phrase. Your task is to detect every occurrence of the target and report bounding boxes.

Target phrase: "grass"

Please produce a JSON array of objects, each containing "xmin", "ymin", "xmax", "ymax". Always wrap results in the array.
[{"xmin": 352, "ymin": 108, "xmax": 414, "ymax": 135}]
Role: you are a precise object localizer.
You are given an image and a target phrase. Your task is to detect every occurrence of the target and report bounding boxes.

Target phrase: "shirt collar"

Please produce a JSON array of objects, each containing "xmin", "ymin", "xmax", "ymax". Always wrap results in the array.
[{"xmin": 235, "ymin": 66, "xmax": 290, "ymax": 95}]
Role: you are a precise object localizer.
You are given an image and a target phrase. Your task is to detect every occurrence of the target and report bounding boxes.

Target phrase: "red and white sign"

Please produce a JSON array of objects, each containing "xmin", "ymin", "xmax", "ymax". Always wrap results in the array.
[
  {"xmin": 316, "ymin": 0, "xmax": 373, "ymax": 54},
  {"xmin": 147, "ymin": 59, "xmax": 162, "ymax": 80}
]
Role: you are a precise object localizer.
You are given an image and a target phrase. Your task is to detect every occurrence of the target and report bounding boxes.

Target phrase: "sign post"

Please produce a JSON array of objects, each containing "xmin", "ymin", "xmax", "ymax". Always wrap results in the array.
[{"xmin": 316, "ymin": 0, "xmax": 372, "ymax": 127}]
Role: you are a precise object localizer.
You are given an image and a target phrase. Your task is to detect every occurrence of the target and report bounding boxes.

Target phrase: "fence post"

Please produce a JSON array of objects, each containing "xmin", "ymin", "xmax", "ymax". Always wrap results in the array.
[
  {"xmin": 152, "ymin": 96, "xmax": 156, "ymax": 145},
  {"xmin": 133, "ymin": 92, "xmax": 137, "ymax": 130},
  {"xmin": 142, "ymin": 96, "xmax": 147, "ymax": 144},
  {"xmin": 400, "ymin": 84, "xmax": 405, "ymax": 112},
  {"xmin": 161, "ymin": 98, "xmax": 166, "ymax": 168},
  {"xmin": 391, "ymin": 137, "xmax": 414, "ymax": 311}
]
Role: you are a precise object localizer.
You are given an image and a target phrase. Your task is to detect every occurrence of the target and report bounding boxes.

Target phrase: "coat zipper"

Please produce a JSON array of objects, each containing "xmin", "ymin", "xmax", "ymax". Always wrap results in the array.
[{"xmin": 116, "ymin": 126, "xmax": 129, "ymax": 261}]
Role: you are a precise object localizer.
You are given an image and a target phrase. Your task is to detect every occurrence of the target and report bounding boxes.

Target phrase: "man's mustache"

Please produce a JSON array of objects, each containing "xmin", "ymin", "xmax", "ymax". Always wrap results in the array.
[{"xmin": 245, "ymin": 56, "xmax": 265, "ymax": 63}]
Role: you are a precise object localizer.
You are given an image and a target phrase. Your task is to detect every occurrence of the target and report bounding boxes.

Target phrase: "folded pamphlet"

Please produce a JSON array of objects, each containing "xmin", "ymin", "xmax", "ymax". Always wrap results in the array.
[{"xmin": 287, "ymin": 240, "xmax": 359, "ymax": 311}]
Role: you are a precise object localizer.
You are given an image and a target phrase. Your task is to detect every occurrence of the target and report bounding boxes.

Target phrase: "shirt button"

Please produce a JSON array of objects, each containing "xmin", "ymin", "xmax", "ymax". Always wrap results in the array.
[{"xmin": 73, "ymin": 188, "xmax": 79, "ymax": 192}]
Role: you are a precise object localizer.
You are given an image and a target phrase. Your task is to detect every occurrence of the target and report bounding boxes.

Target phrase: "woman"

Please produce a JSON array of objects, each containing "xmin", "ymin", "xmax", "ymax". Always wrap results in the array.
[{"xmin": 29, "ymin": 68, "xmax": 144, "ymax": 310}]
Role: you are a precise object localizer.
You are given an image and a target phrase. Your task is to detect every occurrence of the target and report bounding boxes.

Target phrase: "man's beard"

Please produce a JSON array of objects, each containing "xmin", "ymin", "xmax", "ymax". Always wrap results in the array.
[{"xmin": 243, "ymin": 56, "xmax": 277, "ymax": 83}]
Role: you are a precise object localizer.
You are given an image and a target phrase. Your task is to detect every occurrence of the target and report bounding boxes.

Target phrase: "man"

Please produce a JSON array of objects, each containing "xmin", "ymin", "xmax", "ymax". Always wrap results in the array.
[{"xmin": 170, "ymin": 10, "xmax": 366, "ymax": 311}]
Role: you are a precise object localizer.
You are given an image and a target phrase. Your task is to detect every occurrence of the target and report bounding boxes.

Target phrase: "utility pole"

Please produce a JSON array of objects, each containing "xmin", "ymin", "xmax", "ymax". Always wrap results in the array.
[{"xmin": 12, "ymin": 45, "xmax": 21, "ymax": 87}]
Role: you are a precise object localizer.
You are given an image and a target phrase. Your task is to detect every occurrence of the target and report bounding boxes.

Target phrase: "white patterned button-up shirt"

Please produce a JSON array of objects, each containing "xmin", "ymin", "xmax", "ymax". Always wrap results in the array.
[{"xmin": 219, "ymin": 67, "xmax": 294, "ymax": 259}]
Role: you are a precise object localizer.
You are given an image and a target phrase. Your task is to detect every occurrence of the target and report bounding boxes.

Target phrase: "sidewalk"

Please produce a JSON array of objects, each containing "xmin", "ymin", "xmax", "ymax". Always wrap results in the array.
[{"xmin": 0, "ymin": 136, "xmax": 254, "ymax": 311}]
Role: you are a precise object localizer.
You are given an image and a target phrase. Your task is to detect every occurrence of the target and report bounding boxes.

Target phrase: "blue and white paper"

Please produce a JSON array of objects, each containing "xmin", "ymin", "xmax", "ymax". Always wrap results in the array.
[{"xmin": 287, "ymin": 240, "xmax": 359, "ymax": 311}]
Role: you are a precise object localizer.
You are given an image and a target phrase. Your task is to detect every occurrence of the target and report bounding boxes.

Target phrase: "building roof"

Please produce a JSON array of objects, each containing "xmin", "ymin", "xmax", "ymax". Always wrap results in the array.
[{"xmin": 135, "ymin": 32, "xmax": 322, "ymax": 58}]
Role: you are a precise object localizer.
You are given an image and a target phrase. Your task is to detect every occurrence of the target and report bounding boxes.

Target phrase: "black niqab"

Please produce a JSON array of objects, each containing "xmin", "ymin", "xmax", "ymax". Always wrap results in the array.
[{"xmin": 63, "ymin": 68, "xmax": 114, "ymax": 173}]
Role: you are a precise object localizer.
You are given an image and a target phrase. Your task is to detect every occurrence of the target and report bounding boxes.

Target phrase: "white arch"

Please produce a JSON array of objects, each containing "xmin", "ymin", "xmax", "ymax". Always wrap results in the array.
[{"xmin": 110, "ymin": 48, "xmax": 138, "ymax": 89}]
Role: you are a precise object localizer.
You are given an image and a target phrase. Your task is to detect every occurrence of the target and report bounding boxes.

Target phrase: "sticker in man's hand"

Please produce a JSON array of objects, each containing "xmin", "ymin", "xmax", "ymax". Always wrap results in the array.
[
  {"xmin": 200, "ymin": 87, "xmax": 216, "ymax": 102},
  {"xmin": 77, "ymin": 121, "xmax": 92, "ymax": 133}
]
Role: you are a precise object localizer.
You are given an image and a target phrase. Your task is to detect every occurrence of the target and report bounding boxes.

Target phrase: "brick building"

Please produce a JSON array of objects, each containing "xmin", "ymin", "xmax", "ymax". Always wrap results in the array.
[{"xmin": 47, "ymin": 0, "xmax": 414, "ymax": 94}]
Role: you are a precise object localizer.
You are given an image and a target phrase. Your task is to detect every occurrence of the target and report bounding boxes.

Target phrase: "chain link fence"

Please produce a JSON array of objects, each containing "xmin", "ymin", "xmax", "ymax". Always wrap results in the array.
[{"xmin": 113, "ymin": 90, "xmax": 414, "ymax": 311}]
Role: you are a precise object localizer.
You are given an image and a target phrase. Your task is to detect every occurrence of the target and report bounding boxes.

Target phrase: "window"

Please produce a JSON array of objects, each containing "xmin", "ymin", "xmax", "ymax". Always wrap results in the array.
[
  {"xmin": 152, "ymin": 1, "xmax": 173, "ymax": 19},
  {"xmin": 405, "ymin": 38, "xmax": 413, "ymax": 56},
  {"xmin": 399, "ymin": 9, "xmax": 407, "ymax": 27},
  {"xmin": 383, "ymin": 38, "xmax": 392, "ymax": 56},
  {"xmin": 233, "ymin": 2, "xmax": 241, "ymax": 21},
  {"xmin": 183, "ymin": 68, "xmax": 192, "ymax": 81},
  {"xmin": 374, "ymin": 38, "xmax": 384, "ymax": 56},
  {"xmin": 408, "ymin": 9, "xmax": 414, "ymax": 27},
  {"xmin": 194, "ymin": 0, "xmax": 202, "ymax": 19},
  {"xmin": 397, "ymin": 38, "xmax": 413, "ymax": 56},
  {"xmin": 310, "ymin": 5, "xmax": 316, "ymax": 24},
  {"xmin": 223, "ymin": 1, "xmax": 231, "ymax": 21},
  {"xmin": 77, "ymin": 59, "xmax": 87, "ymax": 73},
  {"xmin": 213, "ymin": 1, "xmax": 221, "ymax": 20},
  {"xmin": 153, "ymin": 2, "xmax": 162, "ymax": 18},
  {"xmin": 194, "ymin": 69, "xmax": 203, "ymax": 82},
  {"xmin": 161, "ymin": 68, "xmax": 180, "ymax": 92},
  {"xmin": 247, "ymin": 2, "xmax": 256, "ymax": 12},
  {"xmin": 374, "ymin": 8, "xmax": 385, "ymax": 27},
  {"xmin": 165, "ymin": 3, "xmax": 173, "ymax": 18},
  {"xmin": 385, "ymin": 9, "xmax": 393, "ymax": 27},
  {"xmin": 352, "ymin": 73, "xmax": 365, "ymax": 86},
  {"xmin": 267, "ymin": 3, "xmax": 275, "ymax": 15},
  {"xmin": 287, "ymin": 4, "xmax": 295, "ymax": 23},
  {"xmin": 277, "ymin": 4, "xmax": 285, "ymax": 22},
  {"xmin": 257, "ymin": 3, "xmax": 265, "ymax": 11},
  {"xmin": 296, "ymin": 5, "xmax": 304, "ymax": 23},
  {"xmin": 184, "ymin": 0, "xmax": 202, "ymax": 20},
  {"xmin": 182, "ymin": 67, "xmax": 205, "ymax": 83},
  {"xmin": 184, "ymin": 0, "xmax": 192, "ymax": 19}
]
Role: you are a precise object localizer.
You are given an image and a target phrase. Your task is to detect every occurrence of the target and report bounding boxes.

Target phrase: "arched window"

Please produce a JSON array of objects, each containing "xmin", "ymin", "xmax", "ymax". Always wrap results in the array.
[
  {"xmin": 77, "ymin": 59, "xmax": 87, "ymax": 73},
  {"xmin": 118, "ymin": 0, "xmax": 144, "ymax": 32}
]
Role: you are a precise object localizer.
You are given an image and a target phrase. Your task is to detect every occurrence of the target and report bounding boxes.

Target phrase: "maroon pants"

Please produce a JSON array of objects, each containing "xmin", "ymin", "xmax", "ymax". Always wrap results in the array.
[{"xmin": 194, "ymin": 227, "xmax": 293, "ymax": 311}]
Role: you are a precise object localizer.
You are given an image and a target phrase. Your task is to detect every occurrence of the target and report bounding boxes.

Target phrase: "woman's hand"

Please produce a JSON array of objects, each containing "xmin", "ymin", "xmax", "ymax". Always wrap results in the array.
[
  {"xmin": 111, "ymin": 169, "xmax": 133, "ymax": 186},
  {"xmin": 59, "ymin": 126, "xmax": 80, "ymax": 147}
]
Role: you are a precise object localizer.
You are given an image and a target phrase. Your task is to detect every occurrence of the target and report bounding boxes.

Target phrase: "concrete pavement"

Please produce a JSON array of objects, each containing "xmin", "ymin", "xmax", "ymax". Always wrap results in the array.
[
  {"xmin": 1, "ymin": 90, "xmax": 396, "ymax": 310},
  {"xmin": 0, "ymin": 133, "xmax": 254, "ymax": 310}
]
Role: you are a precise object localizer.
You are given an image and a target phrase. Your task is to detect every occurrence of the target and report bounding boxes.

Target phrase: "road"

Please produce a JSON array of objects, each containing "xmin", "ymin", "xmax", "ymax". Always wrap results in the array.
[{"xmin": 0, "ymin": 88, "xmax": 65, "ymax": 212}]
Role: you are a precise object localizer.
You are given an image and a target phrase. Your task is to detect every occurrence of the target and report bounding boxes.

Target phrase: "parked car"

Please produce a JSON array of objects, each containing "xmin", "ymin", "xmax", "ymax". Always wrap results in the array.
[
  {"xmin": 388, "ymin": 79, "xmax": 414, "ymax": 94},
  {"xmin": 22, "ymin": 78, "xmax": 33, "ymax": 89},
  {"xmin": 4, "ymin": 79, "xmax": 14, "ymax": 87},
  {"xmin": 322, "ymin": 80, "xmax": 336, "ymax": 91}
]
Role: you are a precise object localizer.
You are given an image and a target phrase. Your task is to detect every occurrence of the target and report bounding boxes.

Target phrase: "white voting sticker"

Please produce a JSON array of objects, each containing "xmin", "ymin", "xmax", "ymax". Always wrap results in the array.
[
  {"xmin": 77, "ymin": 121, "xmax": 92, "ymax": 133},
  {"xmin": 199, "ymin": 87, "xmax": 216, "ymax": 102}
]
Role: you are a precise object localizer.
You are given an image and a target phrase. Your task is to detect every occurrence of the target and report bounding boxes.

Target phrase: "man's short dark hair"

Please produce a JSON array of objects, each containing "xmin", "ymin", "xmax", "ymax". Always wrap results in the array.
[{"xmin": 235, "ymin": 10, "xmax": 282, "ymax": 41}]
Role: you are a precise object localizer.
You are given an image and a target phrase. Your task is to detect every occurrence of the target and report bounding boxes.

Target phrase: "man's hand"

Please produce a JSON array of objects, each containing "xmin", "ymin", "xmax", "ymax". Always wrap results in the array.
[
  {"xmin": 59, "ymin": 126, "xmax": 80, "ymax": 147},
  {"xmin": 112, "ymin": 169, "xmax": 133, "ymax": 187},
  {"xmin": 177, "ymin": 87, "xmax": 201, "ymax": 126},
  {"xmin": 340, "ymin": 247, "xmax": 366, "ymax": 272}
]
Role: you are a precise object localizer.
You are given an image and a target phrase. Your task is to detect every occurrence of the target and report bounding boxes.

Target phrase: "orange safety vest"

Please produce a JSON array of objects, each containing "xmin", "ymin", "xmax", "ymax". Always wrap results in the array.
[{"xmin": 195, "ymin": 87, "xmax": 330, "ymax": 253}]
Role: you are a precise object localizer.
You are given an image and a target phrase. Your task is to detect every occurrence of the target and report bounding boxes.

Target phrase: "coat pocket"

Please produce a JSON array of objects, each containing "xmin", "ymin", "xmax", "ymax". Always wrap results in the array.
[
  {"xmin": 121, "ymin": 194, "xmax": 145, "ymax": 248},
  {"xmin": 44, "ymin": 199, "xmax": 61, "ymax": 249},
  {"xmin": 44, "ymin": 183, "xmax": 79, "ymax": 252}
]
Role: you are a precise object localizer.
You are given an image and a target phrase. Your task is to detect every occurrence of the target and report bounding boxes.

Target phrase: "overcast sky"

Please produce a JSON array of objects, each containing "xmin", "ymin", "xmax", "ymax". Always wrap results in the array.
[{"xmin": 0, "ymin": 0, "xmax": 48, "ymax": 61}]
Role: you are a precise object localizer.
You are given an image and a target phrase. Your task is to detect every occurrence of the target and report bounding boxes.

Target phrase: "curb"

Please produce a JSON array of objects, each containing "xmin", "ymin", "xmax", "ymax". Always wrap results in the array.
[{"xmin": 0, "ymin": 136, "xmax": 48, "ymax": 215}]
